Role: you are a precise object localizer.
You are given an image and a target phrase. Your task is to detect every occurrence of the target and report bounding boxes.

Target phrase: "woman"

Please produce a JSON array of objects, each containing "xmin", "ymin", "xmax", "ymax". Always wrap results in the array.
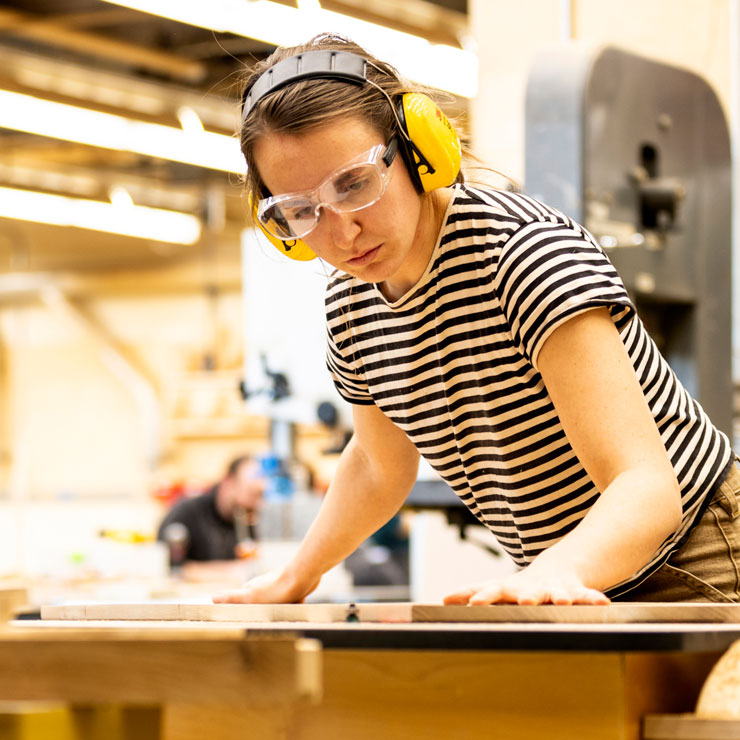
[{"xmin": 215, "ymin": 33, "xmax": 740, "ymax": 606}]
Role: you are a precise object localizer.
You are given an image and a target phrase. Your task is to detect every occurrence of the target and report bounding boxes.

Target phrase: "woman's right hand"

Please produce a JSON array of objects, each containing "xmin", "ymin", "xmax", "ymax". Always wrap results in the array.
[{"xmin": 212, "ymin": 569, "xmax": 318, "ymax": 604}]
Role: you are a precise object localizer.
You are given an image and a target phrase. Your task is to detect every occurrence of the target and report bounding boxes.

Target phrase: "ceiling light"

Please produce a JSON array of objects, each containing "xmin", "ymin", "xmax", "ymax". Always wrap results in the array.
[
  {"xmin": 101, "ymin": 0, "xmax": 478, "ymax": 98},
  {"xmin": 0, "ymin": 90, "xmax": 244, "ymax": 174},
  {"xmin": 108, "ymin": 185, "xmax": 135, "ymax": 208},
  {"xmin": 176, "ymin": 106, "xmax": 205, "ymax": 134},
  {"xmin": 0, "ymin": 186, "xmax": 202, "ymax": 244}
]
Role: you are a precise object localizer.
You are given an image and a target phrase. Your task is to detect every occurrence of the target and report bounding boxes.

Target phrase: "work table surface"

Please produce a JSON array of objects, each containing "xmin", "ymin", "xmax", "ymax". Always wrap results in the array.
[
  {"xmin": 25, "ymin": 616, "xmax": 740, "ymax": 652},
  {"xmin": 33, "ymin": 600, "xmax": 740, "ymax": 651},
  {"xmin": 5, "ymin": 603, "xmax": 740, "ymax": 740}
]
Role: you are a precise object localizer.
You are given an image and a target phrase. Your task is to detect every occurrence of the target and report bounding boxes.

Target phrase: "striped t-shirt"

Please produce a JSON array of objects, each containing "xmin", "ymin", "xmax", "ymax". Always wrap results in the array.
[{"xmin": 325, "ymin": 184, "xmax": 732, "ymax": 597}]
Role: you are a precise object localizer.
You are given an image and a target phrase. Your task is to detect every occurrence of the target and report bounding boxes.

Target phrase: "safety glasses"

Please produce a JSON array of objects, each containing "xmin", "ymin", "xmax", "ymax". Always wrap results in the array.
[{"xmin": 256, "ymin": 139, "xmax": 398, "ymax": 241}]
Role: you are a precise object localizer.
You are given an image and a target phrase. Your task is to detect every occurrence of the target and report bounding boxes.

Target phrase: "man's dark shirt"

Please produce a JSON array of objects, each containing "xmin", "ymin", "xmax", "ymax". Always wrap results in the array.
[{"xmin": 157, "ymin": 486, "xmax": 238, "ymax": 561}]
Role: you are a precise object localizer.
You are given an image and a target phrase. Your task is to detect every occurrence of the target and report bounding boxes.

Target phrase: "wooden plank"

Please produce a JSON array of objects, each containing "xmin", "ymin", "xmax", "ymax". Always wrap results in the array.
[
  {"xmin": 0, "ymin": 631, "xmax": 322, "ymax": 706},
  {"xmin": 40, "ymin": 601, "xmax": 740, "ymax": 624},
  {"xmin": 0, "ymin": 586, "xmax": 28, "ymax": 622},
  {"xmin": 41, "ymin": 602, "xmax": 363, "ymax": 623},
  {"xmin": 643, "ymin": 714, "xmax": 740, "ymax": 739},
  {"xmin": 410, "ymin": 603, "xmax": 740, "ymax": 624}
]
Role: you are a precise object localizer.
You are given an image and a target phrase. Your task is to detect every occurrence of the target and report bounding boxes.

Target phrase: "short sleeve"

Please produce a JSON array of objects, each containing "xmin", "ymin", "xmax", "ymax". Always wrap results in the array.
[
  {"xmin": 493, "ymin": 219, "xmax": 635, "ymax": 369},
  {"xmin": 325, "ymin": 325, "xmax": 375, "ymax": 406}
]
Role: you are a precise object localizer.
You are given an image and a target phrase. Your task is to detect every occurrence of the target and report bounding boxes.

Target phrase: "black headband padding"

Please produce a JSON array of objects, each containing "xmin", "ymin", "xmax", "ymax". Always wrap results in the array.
[{"xmin": 242, "ymin": 50, "xmax": 368, "ymax": 122}]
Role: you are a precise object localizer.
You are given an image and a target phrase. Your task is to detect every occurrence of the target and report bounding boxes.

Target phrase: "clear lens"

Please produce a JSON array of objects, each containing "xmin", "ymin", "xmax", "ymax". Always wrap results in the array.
[
  {"xmin": 322, "ymin": 164, "xmax": 383, "ymax": 210},
  {"xmin": 257, "ymin": 145, "xmax": 391, "ymax": 241},
  {"xmin": 261, "ymin": 198, "xmax": 315, "ymax": 239}
]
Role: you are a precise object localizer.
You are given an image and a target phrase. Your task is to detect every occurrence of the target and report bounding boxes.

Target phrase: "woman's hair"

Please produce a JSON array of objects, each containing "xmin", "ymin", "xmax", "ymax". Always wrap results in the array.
[{"xmin": 238, "ymin": 33, "xmax": 463, "ymax": 215}]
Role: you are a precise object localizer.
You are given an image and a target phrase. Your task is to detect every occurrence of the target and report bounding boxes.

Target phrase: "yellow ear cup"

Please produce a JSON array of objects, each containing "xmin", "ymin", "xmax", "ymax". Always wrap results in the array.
[
  {"xmin": 401, "ymin": 93, "xmax": 461, "ymax": 192},
  {"xmin": 250, "ymin": 196, "xmax": 317, "ymax": 261}
]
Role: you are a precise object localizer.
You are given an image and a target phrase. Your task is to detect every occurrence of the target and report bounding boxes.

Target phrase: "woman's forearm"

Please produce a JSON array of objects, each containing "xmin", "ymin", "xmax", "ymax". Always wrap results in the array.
[
  {"xmin": 529, "ymin": 464, "xmax": 683, "ymax": 591},
  {"xmin": 281, "ymin": 436, "xmax": 418, "ymax": 597}
]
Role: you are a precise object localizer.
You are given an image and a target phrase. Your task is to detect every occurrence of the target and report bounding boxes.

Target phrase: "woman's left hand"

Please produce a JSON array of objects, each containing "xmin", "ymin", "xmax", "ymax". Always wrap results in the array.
[{"xmin": 443, "ymin": 567, "xmax": 610, "ymax": 606}]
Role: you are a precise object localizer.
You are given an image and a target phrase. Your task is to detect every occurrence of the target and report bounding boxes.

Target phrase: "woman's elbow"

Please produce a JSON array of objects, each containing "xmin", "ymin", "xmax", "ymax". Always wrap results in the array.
[{"xmin": 660, "ymin": 470, "xmax": 683, "ymax": 536}]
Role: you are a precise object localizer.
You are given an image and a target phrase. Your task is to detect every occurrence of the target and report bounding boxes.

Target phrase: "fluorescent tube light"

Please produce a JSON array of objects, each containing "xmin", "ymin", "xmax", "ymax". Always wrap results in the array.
[
  {"xmin": 0, "ymin": 90, "xmax": 244, "ymax": 174},
  {"xmin": 0, "ymin": 186, "xmax": 202, "ymax": 244},
  {"xmin": 176, "ymin": 106, "xmax": 205, "ymax": 134},
  {"xmin": 101, "ymin": 0, "xmax": 478, "ymax": 98}
]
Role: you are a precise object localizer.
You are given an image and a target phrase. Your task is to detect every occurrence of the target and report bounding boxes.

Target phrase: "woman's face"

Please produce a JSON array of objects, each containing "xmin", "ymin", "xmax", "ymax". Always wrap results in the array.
[{"xmin": 254, "ymin": 116, "xmax": 438, "ymax": 299}]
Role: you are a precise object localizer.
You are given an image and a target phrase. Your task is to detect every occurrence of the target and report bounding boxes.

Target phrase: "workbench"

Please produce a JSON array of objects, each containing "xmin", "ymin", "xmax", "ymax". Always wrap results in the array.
[{"xmin": 3, "ymin": 602, "xmax": 740, "ymax": 740}]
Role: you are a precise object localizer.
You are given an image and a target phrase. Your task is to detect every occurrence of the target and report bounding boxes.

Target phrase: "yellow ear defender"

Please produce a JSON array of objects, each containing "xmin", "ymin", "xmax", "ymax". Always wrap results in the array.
[
  {"xmin": 399, "ymin": 92, "xmax": 462, "ymax": 193},
  {"xmin": 242, "ymin": 50, "xmax": 461, "ymax": 261},
  {"xmin": 249, "ymin": 194, "xmax": 317, "ymax": 261}
]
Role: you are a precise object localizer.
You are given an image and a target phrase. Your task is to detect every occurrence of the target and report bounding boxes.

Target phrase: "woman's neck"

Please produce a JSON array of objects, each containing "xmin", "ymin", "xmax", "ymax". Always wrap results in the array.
[{"xmin": 380, "ymin": 187, "xmax": 453, "ymax": 302}]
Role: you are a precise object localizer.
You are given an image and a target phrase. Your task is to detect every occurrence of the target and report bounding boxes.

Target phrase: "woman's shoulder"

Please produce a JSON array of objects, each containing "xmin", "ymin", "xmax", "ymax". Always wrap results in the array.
[{"xmin": 453, "ymin": 184, "xmax": 573, "ymax": 230}]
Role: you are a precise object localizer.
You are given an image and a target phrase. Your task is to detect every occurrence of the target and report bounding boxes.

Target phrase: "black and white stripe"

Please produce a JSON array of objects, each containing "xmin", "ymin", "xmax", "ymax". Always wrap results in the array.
[{"xmin": 325, "ymin": 184, "xmax": 732, "ymax": 597}]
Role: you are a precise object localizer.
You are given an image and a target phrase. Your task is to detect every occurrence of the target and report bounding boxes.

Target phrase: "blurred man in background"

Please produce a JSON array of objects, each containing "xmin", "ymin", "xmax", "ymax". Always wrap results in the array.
[{"xmin": 157, "ymin": 455, "xmax": 263, "ymax": 564}]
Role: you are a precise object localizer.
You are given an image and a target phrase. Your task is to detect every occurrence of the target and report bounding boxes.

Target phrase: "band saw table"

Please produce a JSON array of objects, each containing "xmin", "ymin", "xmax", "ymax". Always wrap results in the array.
[{"xmin": 4, "ymin": 601, "xmax": 740, "ymax": 740}]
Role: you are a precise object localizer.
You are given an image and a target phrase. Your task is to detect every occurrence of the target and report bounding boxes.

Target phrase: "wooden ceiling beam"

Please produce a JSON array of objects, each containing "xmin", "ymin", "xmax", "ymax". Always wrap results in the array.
[
  {"xmin": 45, "ymin": 8, "xmax": 149, "ymax": 29},
  {"xmin": 0, "ymin": 47, "xmax": 238, "ymax": 131},
  {"xmin": 320, "ymin": 0, "xmax": 468, "ymax": 47},
  {"xmin": 0, "ymin": 8, "xmax": 207, "ymax": 83}
]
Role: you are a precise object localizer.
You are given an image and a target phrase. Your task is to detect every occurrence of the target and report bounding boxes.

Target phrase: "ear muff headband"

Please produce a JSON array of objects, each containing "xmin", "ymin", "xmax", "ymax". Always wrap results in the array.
[
  {"xmin": 242, "ymin": 50, "xmax": 367, "ymax": 122},
  {"xmin": 243, "ymin": 49, "xmax": 461, "ymax": 261}
]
